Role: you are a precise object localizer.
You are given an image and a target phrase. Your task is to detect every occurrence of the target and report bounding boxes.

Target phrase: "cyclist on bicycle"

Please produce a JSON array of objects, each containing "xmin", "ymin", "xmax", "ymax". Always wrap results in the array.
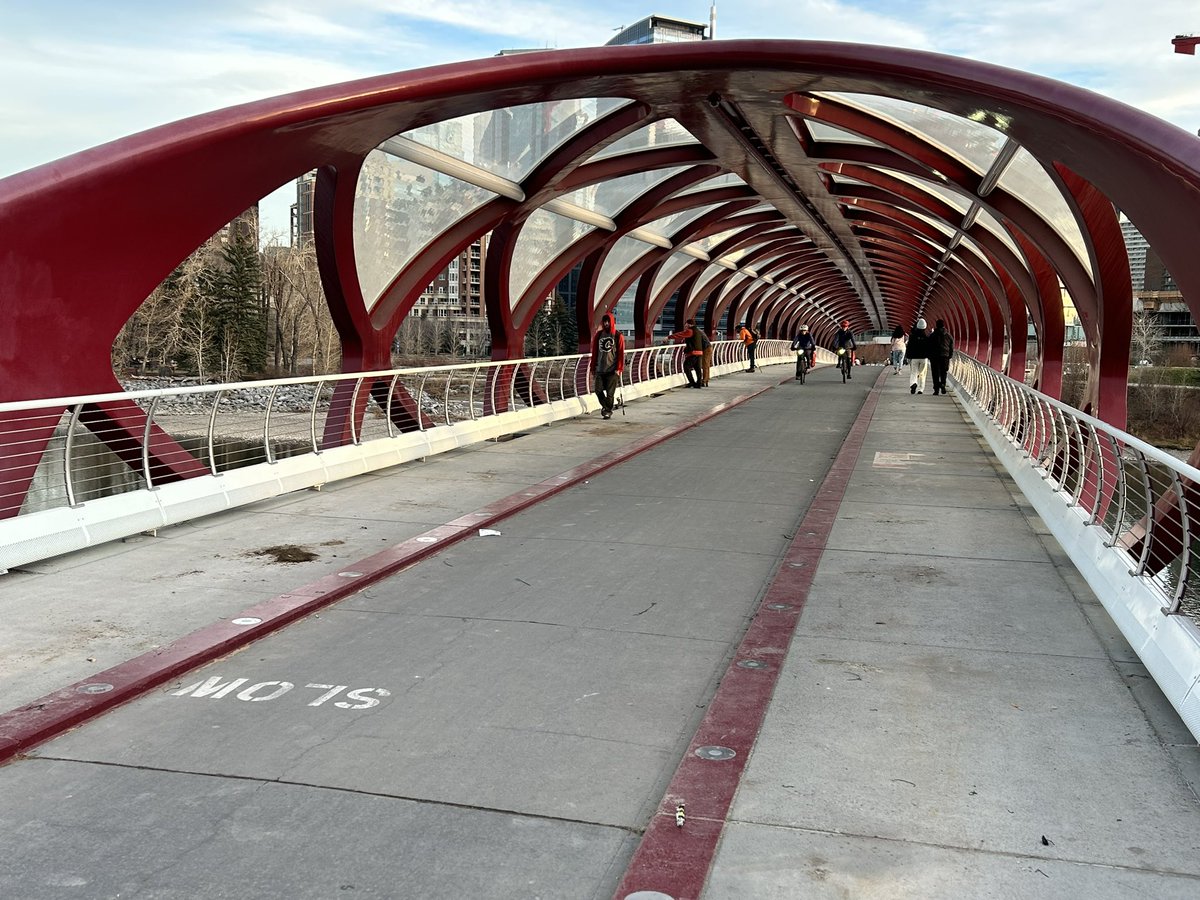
[
  {"xmin": 790, "ymin": 323, "xmax": 817, "ymax": 380},
  {"xmin": 833, "ymin": 319, "xmax": 857, "ymax": 378}
]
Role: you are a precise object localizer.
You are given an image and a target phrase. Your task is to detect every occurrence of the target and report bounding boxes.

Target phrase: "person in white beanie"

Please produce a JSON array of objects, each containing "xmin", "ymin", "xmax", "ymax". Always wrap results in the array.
[{"xmin": 905, "ymin": 317, "xmax": 930, "ymax": 394}]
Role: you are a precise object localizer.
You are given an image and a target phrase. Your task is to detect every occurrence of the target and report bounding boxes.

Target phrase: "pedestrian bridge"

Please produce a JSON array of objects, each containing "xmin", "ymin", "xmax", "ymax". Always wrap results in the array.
[
  {"xmin": 0, "ymin": 356, "xmax": 1197, "ymax": 898},
  {"xmin": 3, "ymin": 36, "xmax": 1200, "ymax": 898}
]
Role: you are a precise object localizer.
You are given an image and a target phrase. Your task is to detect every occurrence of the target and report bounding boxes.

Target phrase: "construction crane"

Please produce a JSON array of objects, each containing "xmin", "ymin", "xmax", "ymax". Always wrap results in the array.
[{"xmin": 1173, "ymin": 34, "xmax": 1200, "ymax": 54}]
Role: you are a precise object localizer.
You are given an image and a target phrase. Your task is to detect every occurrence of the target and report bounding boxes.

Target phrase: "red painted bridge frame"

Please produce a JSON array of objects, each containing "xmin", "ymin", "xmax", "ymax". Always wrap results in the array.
[{"xmin": 3, "ymin": 40, "xmax": 1200, "ymax": 518}]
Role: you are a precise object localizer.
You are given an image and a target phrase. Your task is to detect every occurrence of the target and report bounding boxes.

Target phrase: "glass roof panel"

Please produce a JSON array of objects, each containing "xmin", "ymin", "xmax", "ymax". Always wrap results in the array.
[
  {"xmin": 718, "ymin": 271, "xmax": 750, "ymax": 301},
  {"xmin": 592, "ymin": 118, "xmax": 698, "ymax": 160},
  {"xmin": 639, "ymin": 203, "xmax": 723, "ymax": 242},
  {"xmin": 694, "ymin": 263, "xmax": 731, "ymax": 298},
  {"xmin": 557, "ymin": 165, "xmax": 691, "ymax": 219},
  {"xmin": 686, "ymin": 226, "xmax": 743, "ymax": 256},
  {"xmin": 974, "ymin": 206, "xmax": 1024, "ymax": 260},
  {"xmin": 884, "ymin": 170, "xmax": 973, "ymax": 215},
  {"xmin": 651, "ymin": 252, "xmax": 700, "ymax": 301},
  {"xmin": 957, "ymin": 233, "xmax": 997, "ymax": 276},
  {"xmin": 671, "ymin": 171, "xmax": 747, "ymax": 197},
  {"xmin": 597, "ymin": 235, "xmax": 658, "ymax": 302},
  {"xmin": 403, "ymin": 98, "xmax": 628, "ymax": 184},
  {"xmin": 509, "ymin": 209, "xmax": 592, "ymax": 310},
  {"xmin": 996, "ymin": 146, "xmax": 1092, "ymax": 278},
  {"xmin": 354, "ymin": 150, "xmax": 492, "ymax": 310},
  {"xmin": 814, "ymin": 92, "xmax": 1009, "ymax": 176},
  {"xmin": 806, "ymin": 120, "xmax": 883, "ymax": 147}
]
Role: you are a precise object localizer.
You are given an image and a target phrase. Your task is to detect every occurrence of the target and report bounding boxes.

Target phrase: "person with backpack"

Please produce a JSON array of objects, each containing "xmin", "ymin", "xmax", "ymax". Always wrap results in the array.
[
  {"xmin": 737, "ymin": 321, "xmax": 759, "ymax": 372},
  {"xmin": 591, "ymin": 312, "xmax": 625, "ymax": 418},
  {"xmin": 929, "ymin": 318, "xmax": 955, "ymax": 395},
  {"xmin": 905, "ymin": 317, "xmax": 930, "ymax": 395},
  {"xmin": 668, "ymin": 318, "xmax": 707, "ymax": 388}
]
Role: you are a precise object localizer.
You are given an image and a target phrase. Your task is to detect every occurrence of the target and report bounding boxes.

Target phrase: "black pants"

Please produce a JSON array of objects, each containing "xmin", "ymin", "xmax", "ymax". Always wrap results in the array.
[
  {"xmin": 930, "ymin": 356, "xmax": 950, "ymax": 393},
  {"xmin": 796, "ymin": 351, "xmax": 812, "ymax": 378},
  {"xmin": 746, "ymin": 343, "xmax": 757, "ymax": 371},
  {"xmin": 683, "ymin": 354, "xmax": 702, "ymax": 386},
  {"xmin": 595, "ymin": 371, "xmax": 619, "ymax": 412}
]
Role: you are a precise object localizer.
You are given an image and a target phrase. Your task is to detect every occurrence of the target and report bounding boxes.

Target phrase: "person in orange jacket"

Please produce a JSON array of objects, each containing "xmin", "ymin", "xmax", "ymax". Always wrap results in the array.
[
  {"xmin": 737, "ymin": 321, "xmax": 758, "ymax": 371},
  {"xmin": 668, "ymin": 318, "xmax": 707, "ymax": 389},
  {"xmin": 591, "ymin": 312, "xmax": 626, "ymax": 418}
]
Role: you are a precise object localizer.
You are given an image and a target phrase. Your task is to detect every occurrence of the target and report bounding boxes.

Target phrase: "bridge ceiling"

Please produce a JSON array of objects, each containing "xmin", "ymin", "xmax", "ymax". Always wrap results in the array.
[
  {"xmin": 4, "ymin": 40, "xmax": 1200, "ymax": 404},
  {"xmin": 348, "ymin": 53, "xmax": 1125, "ymax": 344}
]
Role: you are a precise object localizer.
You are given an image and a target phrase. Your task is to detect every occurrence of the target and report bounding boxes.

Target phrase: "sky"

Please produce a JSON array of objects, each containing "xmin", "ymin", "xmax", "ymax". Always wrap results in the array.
[{"xmin": 4, "ymin": 0, "xmax": 1200, "ymax": 240}]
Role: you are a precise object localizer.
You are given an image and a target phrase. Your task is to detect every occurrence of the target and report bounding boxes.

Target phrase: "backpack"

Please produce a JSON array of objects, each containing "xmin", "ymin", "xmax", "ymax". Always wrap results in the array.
[{"xmin": 746, "ymin": 326, "xmax": 759, "ymax": 343}]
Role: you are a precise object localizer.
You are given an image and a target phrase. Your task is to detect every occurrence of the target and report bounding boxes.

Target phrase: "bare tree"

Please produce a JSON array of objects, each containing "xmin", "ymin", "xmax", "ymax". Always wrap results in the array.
[{"xmin": 1131, "ymin": 310, "xmax": 1163, "ymax": 367}]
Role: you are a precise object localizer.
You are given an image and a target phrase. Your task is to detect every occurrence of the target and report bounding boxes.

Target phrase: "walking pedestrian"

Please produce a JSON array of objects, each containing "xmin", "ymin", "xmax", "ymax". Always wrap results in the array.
[
  {"xmin": 668, "ymin": 318, "xmax": 706, "ymax": 388},
  {"xmin": 737, "ymin": 321, "xmax": 759, "ymax": 372},
  {"xmin": 906, "ymin": 317, "xmax": 930, "ymax": 395},
  {"xmin": 929, "ymin": 318, "xmax": 955, "ymax": 395},
  {"xmin": 889, "ymin": 326, "xmax": 906, "ymax": 374},
  {"xmin": 591, "ymin": 312, "xmax": 625, "ymax": 418}
]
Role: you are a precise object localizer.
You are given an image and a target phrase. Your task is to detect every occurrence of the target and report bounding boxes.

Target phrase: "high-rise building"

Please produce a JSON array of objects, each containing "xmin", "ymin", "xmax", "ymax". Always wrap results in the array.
[
  {"xmin": 607, "ymin": 14, "xmax": 709, "ymax": 46},
  {"xmin": 1121, "ymin": 214, "xmax": 1195, "ymax": 350},
  {"xmin": 291, "ymin": 171, "xmax": 317, "ymax": 248}
]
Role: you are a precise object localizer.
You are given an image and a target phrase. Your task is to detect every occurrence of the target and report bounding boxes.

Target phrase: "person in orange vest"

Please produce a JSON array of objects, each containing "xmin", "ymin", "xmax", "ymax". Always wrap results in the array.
[
  {"xmin": 668, "ymin": 318, "xmax": 707, "ymax": 388},
  {"xmin": 737, "ymin": 321, "xmax": 759, "ymax": 371}
]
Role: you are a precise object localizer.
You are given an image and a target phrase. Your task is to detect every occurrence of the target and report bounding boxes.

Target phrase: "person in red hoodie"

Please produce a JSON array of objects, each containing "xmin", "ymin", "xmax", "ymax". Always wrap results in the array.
[{"xmin": 591, "ymin": 312, "xmax": 626, "ymax": 419}]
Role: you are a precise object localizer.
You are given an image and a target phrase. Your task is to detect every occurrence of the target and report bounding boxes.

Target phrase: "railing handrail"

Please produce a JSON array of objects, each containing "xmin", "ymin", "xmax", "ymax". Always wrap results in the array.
[
  {"xmin": 0, "ymin": 342, "xmax": 752, "ymax": 414},
  {"xmin": 961, "ymin": 356, "xmax": 1200, "ymax": 482}
]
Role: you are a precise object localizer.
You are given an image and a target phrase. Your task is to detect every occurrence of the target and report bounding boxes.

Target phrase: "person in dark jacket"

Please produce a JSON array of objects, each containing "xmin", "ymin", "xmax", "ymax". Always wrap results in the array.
[
  {"xmin": 905, "ymin": 317, "xmax": 929, "ymax": 395},
  {"xmin": 668, "ymin": 318, "xmax": 707, "ymax": 388},
  {"xmin": 790, "ymin": 323, "xmax": 817, "ymax": 379},
  {"xmin": 929, "ymin": 318, "xmax": 955, "ymax": 395},
  {"xmin": 591, "ymin": 312, "xmax": 626, "ymax": 418}
]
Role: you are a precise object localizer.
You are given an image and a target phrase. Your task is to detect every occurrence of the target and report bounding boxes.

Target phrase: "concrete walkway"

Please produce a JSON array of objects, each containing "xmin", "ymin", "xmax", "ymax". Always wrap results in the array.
[{"xmin": 0, "ymin": 362, "xmax": 1197, "ymax": 899}]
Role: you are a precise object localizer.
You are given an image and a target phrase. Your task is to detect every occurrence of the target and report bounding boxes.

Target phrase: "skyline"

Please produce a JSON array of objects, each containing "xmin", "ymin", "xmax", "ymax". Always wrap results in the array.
[{"xmin": 4, "ymin": 1, "xmax": 1199, "ymax": 239}]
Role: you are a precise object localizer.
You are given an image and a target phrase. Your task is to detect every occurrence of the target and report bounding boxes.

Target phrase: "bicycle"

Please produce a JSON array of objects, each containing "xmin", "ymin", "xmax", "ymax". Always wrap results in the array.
[
  {"xmin": 837, "ymin": 348, "xmax": 853, "ymax": 383},
  {"xmin": 795, "ymin": 350, "xmax": 811, "ymax": 383}
]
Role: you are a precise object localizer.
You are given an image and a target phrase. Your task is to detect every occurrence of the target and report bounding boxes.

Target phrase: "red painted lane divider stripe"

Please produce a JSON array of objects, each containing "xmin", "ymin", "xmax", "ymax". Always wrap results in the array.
[
  {"xmin": 0, "ymin": 379, "xmax": 784, "ymax": 765},
  {"xmin": 613, "ymin": 369, "xmax": 887, "ymax": 900}
]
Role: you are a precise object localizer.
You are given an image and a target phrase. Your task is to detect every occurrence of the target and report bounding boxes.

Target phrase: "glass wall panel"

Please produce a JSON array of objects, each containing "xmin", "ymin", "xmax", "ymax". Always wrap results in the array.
[
  {"xmin": 557, "ymin": 166, "xmax": 691, "ymax": 219},
  {"xmin": 592, "ymin": 118, "xmax": 698, "ymax": 160},
  {"xmin": 403, "ymin": 98, "xmax": 628, "ymax": 183},
  {"xmin": 596, "ymin": 235, "xmax": 658, "ymax": 301},
  {"xmin": 997, "ymin": 146, "xmax": 1091, "ymax": 278},
  {"xmin": 814, "ymin": 92, "xmax": 1008, "ymax": 175},
  {"xmin": 354, "ymin": 149, "xmax": 492, "ymax": 310},
  {"xmin": 509, "ymin": 209, "xmax": 592, "ymax": 310}
]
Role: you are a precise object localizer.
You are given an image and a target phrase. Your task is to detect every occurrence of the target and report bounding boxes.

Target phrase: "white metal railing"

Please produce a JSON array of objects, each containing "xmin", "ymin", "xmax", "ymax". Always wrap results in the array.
[
  {"xmin": 0, "ymin": 340, "xmax": 790, "ymax": 570},
  {"xmin": 952, "ymin": 354, "xmax": 1200, "ymax": 740}
]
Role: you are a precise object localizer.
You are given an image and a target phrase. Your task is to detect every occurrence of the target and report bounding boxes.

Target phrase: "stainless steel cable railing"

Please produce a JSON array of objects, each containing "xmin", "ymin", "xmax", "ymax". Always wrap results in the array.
[
  {"xmin": 0, "ymin": 340, "xmax": 796, "ymax": 569},
  {"xmin": 953, "ymin": 355, "xmax": 1200, "ymax": 619}
]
